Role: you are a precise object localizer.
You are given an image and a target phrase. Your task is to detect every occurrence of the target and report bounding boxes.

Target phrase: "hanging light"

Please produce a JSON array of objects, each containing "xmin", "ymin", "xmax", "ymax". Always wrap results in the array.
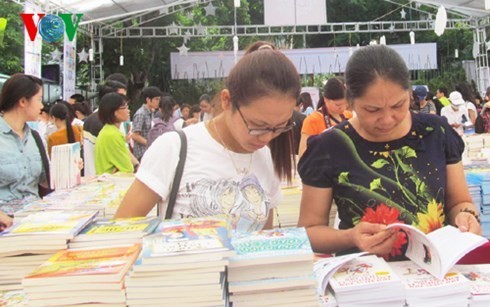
[
  {"xmin": 409, "ymin": 31, "xmax": 415, "ymax": 45},
  {"xmin": 380, "ymin": 36, "xmax": 386, "ymax": 45},
  {"xmin": 233, "ymin": 35, "xmax": 239, "ymax": 64},
  {"xmin": 119, "ymin": 34, "xmax": 124, "ymax": 66},
  {"xmin": 88, "ymin": 48, "xmax": 94, "ymax": 62},
  {"xmin": 434, "ymin": 6, "xmax": 447, "ymax": 36}
]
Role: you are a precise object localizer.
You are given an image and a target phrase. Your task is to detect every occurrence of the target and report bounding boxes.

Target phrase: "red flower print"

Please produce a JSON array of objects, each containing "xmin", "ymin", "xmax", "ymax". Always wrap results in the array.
[{"xmin": 361, "ymin": 204, "xmax": 407, "ymax": 260}]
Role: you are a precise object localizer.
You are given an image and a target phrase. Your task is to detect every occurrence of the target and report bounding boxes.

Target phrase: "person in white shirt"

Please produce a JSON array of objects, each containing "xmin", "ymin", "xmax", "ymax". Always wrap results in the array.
[
  {"xmin": 115, "ymin": 41, "xmax": 300, "ymax": 232},
  {"xmin": 441, "ymin": 91, "xmax": 469, "ymax": 136}
]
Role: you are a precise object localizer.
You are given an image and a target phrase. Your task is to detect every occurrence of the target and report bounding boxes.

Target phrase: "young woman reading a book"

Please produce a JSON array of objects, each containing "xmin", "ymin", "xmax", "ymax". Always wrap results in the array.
[
  {"xmin": 115, "ymin": 41, "xmax": 300, "ymax": 232},
  {"xmin": 298, "ymin": 45, "xmax": 481, "ymax": 261},
  {"xmin": 0, "ymin": 74, "xmax": 48, "ymax": 215}
]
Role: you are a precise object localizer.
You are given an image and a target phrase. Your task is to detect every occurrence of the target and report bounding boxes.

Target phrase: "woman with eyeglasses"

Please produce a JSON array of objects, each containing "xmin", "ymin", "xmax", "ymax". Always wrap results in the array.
[
  {"xmin": 95, "ymin": 93, "xmax": 138, "ymax": 175},
  {"xmin": 0, "ymin": 73, "xmax": 47, "ymax": 217},
  {"xmin": 115, "ymin": 41, "xmax": 299, "ymax": 232},
  {"xmin": 298, "ymin": 45, "xmax": 481, "ymax": 261}
]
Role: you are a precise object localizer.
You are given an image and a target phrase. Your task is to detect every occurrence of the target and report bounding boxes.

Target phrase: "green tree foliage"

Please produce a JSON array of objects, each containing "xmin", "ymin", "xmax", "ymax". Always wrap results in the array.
[
  {"xmin": 0, "ymin": 2, "xmax": 24, "ymax": 74},
  {"xmin": 0, "ymin": 0, "xmax": 480, "ymax": 98}
]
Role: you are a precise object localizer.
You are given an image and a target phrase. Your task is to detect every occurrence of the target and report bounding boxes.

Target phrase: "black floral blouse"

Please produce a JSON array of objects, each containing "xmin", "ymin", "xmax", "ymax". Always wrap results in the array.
[{"xmin": 298, "ymin": 112, "xmax": 464, "ymax": 260}]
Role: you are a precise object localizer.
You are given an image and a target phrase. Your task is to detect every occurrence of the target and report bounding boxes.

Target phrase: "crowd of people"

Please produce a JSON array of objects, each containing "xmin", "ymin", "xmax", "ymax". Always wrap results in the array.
[{"xmin": 0, "ymin": 42, "xmax": 485, "ymax": 261}]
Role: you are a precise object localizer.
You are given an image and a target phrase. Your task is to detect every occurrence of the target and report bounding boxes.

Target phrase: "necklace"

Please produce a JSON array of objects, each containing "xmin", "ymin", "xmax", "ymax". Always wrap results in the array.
[{"xmin": 212, "ymin": 119, "xmax": 253, "ymax": 176}]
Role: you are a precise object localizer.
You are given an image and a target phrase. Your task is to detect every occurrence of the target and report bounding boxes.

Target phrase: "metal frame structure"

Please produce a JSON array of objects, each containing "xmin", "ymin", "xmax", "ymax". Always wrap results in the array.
[{"xmin": 9, "ymin": 0, "xmax": 490, "ymax": 92}]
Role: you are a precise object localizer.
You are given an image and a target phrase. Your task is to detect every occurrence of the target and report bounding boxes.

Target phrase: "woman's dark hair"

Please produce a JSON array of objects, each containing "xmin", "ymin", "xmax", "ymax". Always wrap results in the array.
[
  {"xmin": 227, "ymin": 42, "xmax": 301, "ymax": 182},
  {"xmin": 298, "ymin": 92, "xmax": 313, "ymax": 109},
  {"xmin": 98, "ymin": 93, "xmax": 127, "ymax": 125},
  {"xmin": 345, "ymin": 45, "xmax": 410, "ymax": 104},
  {"xmin": 317, "ymin": 77, "xmax": 346, "ymax": 109},
  {"xmin": 50, "ymin": 103, "xmax": 76, "ymax": 144},
  {"xmin": 73, "ymin": 101, "xmax": 92, "ymax": 117},
  {"xmin": 0, "ymin": 73, "xmax": 43, "ymax": 112},
  {"xmin": 159, "ymin": 95, "xmax": 177, "ymax": 122},
  {"xmin": 455, "ymin": 82, "xmax": 476, "ymax": 104}
]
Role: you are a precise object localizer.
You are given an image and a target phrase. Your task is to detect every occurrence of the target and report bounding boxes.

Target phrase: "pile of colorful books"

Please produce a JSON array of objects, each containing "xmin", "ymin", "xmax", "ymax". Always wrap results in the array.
[
  {"xmin": 22, "ymin": 244, "xmax": 140, "ymax": 306},
  {"xmin": 124, "ymin": 216, "xmax": 235, "ymax": 306},
  {"xmin": 228, "ymin": 227, "xmax": 317, "ymax": 306}
]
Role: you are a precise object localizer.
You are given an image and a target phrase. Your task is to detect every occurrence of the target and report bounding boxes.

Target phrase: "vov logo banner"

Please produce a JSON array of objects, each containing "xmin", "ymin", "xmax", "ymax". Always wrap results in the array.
[{"xmin": 20, "ymin": 13, "xmax": 83, "ymax": 43}]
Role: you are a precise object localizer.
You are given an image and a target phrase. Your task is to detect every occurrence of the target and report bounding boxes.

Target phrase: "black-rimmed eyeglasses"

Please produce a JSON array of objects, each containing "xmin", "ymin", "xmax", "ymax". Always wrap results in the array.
[{"xmin": 236, "ymin": 107, "xmax": 295, "ymax": 136}]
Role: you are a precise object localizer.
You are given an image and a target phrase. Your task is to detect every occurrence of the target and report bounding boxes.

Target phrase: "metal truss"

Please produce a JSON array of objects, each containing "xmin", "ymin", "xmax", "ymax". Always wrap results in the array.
[{"xmin": 98, "ymin": 18, "xmax": 477, "ymax": 39}]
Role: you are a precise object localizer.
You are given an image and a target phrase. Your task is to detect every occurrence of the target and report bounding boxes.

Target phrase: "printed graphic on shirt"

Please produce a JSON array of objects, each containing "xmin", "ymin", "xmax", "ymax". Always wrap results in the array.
[{"xmin": 177, "ymin": 173, "xmax": 270, "ymax": 232}]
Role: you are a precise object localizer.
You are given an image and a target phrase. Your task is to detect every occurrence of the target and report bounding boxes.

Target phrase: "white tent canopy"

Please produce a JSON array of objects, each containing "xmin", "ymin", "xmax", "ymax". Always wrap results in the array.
[
  {"xmin": 414, "ymin": 0, "xmax": 489, "ymax": 18},
  {"xmin": 35, "ymin": 0, "xmax": 490, "ymax": 25}
]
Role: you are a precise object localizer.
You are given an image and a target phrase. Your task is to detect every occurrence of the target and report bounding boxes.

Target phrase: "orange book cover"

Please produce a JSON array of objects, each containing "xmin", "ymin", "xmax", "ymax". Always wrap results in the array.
[{"xmin": 24, "ymin": 244, "xmax": 140, "ymax": 280}]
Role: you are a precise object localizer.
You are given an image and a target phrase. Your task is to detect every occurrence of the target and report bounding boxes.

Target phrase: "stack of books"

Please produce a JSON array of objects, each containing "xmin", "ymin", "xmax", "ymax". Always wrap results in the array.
[
  {"xmin": 228, "ymin": 227, "xmax": 317, "ymax": 307},
  {"xmin": 69, "ymin": 217, "xmax": 160, "ymax": 249},
  {"xmin": 327, "ymin": 255, "xmax": 405, "ymax": 306},
  {"xmin": 124, "ymin": 216, "xmax": 234, "ymax": 306},
  {"xmin": 50, "ymin": 143, "xmax": 82, "ymax": 190},
  {"xmin": 455, "ymin": 264, "xmax": 490, "ymax": 306},
  {"xmin": 0, "ymin": 210, "xmax": 98, "ymax": 291},
  {"xmin": 14, "ymin": 174, "xmax": 135, "ymax": 220},
  {"xmin": 463, "ymin": 134, "xmax": 485, "ymax": 160},
  {"xmin": 0, "ymin": 210, "xmax": 98, "ymax": 257},
  {"xmin": 22, "ymin": 244, "xmax": 140, "ymax": 306},
  {"xmin": 0, "ymin": 254, "xmax": 51, "ymax": 292},
  {"xmin": 391, "ymin": 261, "xmax": 470, "ymax": 306},
  {"xmin": 274, "ymin": 186, "xmax": 302, "ymax": 228}
]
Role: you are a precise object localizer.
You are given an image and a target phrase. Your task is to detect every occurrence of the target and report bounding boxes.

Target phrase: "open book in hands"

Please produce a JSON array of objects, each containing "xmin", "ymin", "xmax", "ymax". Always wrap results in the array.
[{"xmin": 387, "ymin": 224, "xmax": 487, "ymax": 279}]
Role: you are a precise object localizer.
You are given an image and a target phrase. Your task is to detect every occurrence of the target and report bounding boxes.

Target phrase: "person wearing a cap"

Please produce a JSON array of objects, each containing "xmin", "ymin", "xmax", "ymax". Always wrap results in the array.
[
  {"xmin": 414, "ymin": 86, "xmax": 436, "ymax": 114},
  {"xmin": 440, "ymin": 91, "xmax": 470, "ymax": 136}
]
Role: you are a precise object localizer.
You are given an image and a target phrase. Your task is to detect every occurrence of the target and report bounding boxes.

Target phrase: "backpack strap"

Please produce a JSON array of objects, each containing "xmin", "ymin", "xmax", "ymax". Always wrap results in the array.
[
  {"xmin": 31, "ymin": 129, "xmax": 52, "ymax": 195},
  {"xmin": 159, "ymin": 130, "xmax": 187, "ymax": 219}
]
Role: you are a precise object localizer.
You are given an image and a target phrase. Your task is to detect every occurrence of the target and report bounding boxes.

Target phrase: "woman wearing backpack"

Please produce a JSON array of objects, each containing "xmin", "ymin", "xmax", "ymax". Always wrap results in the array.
[
  {"xmin": 95, "ymin": 93, "xmax": 139, "ymax": 175},
  {"xmin": 147, "ymin": 95, "xmax": 184, "ymax": 146}
]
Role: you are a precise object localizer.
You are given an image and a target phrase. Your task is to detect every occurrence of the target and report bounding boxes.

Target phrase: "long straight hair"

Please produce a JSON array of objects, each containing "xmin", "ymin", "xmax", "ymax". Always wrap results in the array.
[{"xmin": 227, "ymin": 42, "xmax": 301, "ymax": 181}]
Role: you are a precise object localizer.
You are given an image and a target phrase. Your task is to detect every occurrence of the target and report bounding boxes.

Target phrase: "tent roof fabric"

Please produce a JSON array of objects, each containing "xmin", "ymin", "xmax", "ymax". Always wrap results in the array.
[
  {"xmin": 41, "ymin": 0, "xmax": 488, "ymax": 25},
  {"xmin": 414, "ymin": 0, "xmax": 489, "ymax": 18}
]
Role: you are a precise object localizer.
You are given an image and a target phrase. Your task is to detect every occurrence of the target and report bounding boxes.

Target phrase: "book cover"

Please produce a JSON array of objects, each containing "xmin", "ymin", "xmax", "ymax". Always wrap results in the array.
[
  {"xmin": 314, "ymin": 252, "xmax": 368, "ymax": 295},
  {"xmin": 390, "ymin": 261, "xmax": 470, "ymax": 298},
  {"xmin": 1, "ymin": 211, "xmax": 98, "ymax": 239},
  {"xmin": 74, "ymin": 216, "xmax": 160, "ymax": 240},
  {"xmin": 455, "ymin": 264, "xmax": 490, "ymax": 296},
  {"xmin": 141, "ymin": 216, "xmax": 234, "ymax": 261},
  {"xmin": 23, "ymin": 244, "xmax": 140, "ymax": 285},
  {"xmin": 387, "ymin": 223, "xmax": 487, "ymax": 279},
  {"xmin": 229, "ymin": 227, "xmax": 313, "ymax": 267},
  {"xmin": 329, "ymin": 255, "xmax": 401, "ymax": 292}
]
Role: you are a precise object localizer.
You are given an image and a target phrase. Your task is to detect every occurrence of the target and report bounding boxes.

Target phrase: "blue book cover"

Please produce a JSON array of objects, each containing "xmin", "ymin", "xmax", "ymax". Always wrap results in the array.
[{"xmin": 230, "ymin": 227, "xmax": 313, "ymax": 264}]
